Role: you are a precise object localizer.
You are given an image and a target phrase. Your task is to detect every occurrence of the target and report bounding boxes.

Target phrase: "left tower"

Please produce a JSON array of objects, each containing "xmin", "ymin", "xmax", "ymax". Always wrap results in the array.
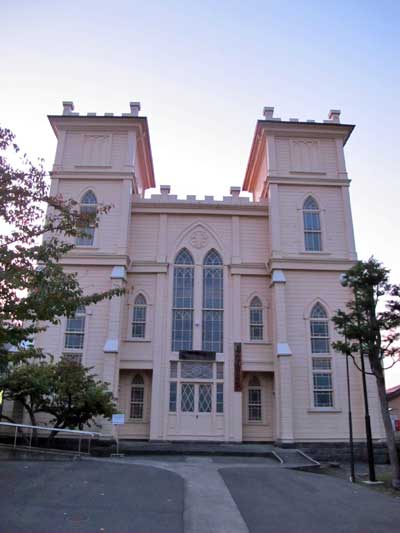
[{"xmin": 45, "ymin": 101, "xmax": 155, "ymax": 433}]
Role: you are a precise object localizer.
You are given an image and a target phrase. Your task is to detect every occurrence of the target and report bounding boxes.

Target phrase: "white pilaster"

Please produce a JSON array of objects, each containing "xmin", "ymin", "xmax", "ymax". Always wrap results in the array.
[
  {"xmin": 103, "ymin": 266, "xmax": 127, "ymax": 398},
  {"xmin": 149, "ymin": 272, "xmax": 168, "ymax": 440},
  {"xmin": 341, "ymin": 186, "xmax": 357, "ymax": 260},
  {"xmin": 229, "ymin": 273, "xmax": 243, "ymax": 442},
  {"xmin": 271, "ymin": 269, "xmax": 294, "ymax": 443},
  {"xmin": 268, "ymin": 184, "xmax": 282, "ymax": 258}
]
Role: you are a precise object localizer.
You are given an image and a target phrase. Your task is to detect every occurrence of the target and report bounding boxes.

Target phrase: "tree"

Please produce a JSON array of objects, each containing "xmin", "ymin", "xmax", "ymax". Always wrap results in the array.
[
  {"xmin": 0, "ymin": 358, "xmax": 116, "ymax": 438},
  {"xmin": 0, "ymin": 126, "xmax": 124, "ymax": 370},
  {"xmin": 332, "ymin": 258, "xmax": 400, "ymax": 489}
]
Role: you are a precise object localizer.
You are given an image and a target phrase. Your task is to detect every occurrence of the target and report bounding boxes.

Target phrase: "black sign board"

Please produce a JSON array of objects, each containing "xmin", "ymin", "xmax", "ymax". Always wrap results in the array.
[
  {"xmin": 234, "ymin": 342, "xmax": 242, "ymax": 392},
  {"xmin": 179, "ymin": 350, "xmax": 216, "ymax": 361}
]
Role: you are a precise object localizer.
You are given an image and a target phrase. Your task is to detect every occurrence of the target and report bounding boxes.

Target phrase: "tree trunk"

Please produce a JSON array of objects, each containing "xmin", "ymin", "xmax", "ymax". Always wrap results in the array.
[
  {"xmin": 374, "ymin": 371, "xmax": 400, "ymax": 489},
  {"xmin": 24, "ymin": 406, "xmax": 38, "ymax": 444}
]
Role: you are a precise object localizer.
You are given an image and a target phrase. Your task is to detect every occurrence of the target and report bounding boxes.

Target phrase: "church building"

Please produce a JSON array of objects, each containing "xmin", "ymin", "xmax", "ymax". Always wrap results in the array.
[{"xmin": 36, "ymin": 101, "xmax": 385, "ymax": 444}]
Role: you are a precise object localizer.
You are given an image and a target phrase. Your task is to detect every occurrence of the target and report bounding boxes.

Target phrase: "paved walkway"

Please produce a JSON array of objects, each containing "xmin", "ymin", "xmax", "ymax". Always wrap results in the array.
[{"xmin": 1, "ymin": 454, "xmax": 399, "ymax": 533}]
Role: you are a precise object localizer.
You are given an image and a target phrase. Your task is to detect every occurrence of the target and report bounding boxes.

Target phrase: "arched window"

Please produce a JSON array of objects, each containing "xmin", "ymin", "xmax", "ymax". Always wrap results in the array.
[
  {"xmin": 202, "ymin": 249, "xmax": 223, "ymax": 352},
  {"xmin": 132, "ymin": 294, "xmax": 147, "ymax": 338},
  {"xmin": 130, "ymin": 374, "xmax": 145, "ymax": 419},
  {"xmin": 310, "ymin": 303, "xmax": 329, "ymax": 353},
  {"xmin": 310, "ymin": 302, "xmax": 333, "ymax": 407},
  {"xmin": 248, "ymin": 376, "xmax": 262, "ymax": 421},
  {"xmin": 303, "ymin": 196, "xmax": 322, "ymax": 251},
  {"xmin": 172, "ymin": 248, "xmax": 194, "ymax": 351},
  {"xmin": 249, "ymin": 296, "xmax": 263, "ymax": 340},
  {"xmin": 76, "ymin": 190, "xmax": 97, "ymax": 246}
]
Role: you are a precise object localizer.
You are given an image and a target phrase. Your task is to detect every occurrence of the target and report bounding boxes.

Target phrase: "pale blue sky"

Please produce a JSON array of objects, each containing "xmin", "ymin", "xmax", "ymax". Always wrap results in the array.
[{"xmin": 2, "ymin": 1, "xmax": 399, "ymax": 383}]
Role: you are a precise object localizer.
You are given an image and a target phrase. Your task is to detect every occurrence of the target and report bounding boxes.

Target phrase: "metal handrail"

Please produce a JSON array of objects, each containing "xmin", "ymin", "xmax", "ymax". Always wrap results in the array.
[{"xmin": 0, "ymin": 421, "xmax": 102, "ymax": 456}]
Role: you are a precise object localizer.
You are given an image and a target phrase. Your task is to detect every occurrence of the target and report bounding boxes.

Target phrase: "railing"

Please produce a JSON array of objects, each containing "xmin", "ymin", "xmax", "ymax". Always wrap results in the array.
[{"xmin": 0, "ymin": 422, "xmax": 101, "ymax": 456}]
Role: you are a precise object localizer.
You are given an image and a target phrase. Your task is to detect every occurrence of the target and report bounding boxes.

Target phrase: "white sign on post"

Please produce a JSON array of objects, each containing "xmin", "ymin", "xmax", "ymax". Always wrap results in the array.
[
  {"xmin": 112, "ymin": 413, "xmax": 125, "ymax": 425},
  {"xmin": 111, "ymin": 414, "xmax": 125, "ymax": 457}
]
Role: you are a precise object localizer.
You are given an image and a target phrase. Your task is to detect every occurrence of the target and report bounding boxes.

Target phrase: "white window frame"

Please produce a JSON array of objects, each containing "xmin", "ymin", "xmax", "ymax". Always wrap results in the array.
[
  {"xmin": 167, "ymin": 360, "xmax": 224, "ymax": 416},
  {"xmin": 61, "ymin": 353, "xmax": 83, "ymax": 365},
  {"xmin": 130, "ymin": 374, "xmax": 145, "ymax": 420},
  {"xmin": 247, "ymin": 375, "xmax": 263, "ymax": 424},
  {"xmin": 76, "ymin": 190, "xmax": 98, "ymax": 248},
  {"xmin": 131, "ymin": 294, "xmax": 147, "ymax": 339},
  {"xmin": 312, "ymin": 357, "xmax": 334, "ymax": 409},
  {"xmin": 202, "ymin": 249, "xmax": 224, "ymax": 353},
  {"xmin": 64, "ymin": 306, "xmax": 86, "ymax": 352},
  {"xmin": 171, "ymin": 248, "xmax": 194, "ymax": 352},
  {"xmin": 249, "ymin": 296, "xmax": 264, "ymax": 342},
  {"xmin": 307, "ymin": 302, "xmax": 336, "ymax": 410},
  {"xmin": 302, "ymin": 196, "xmax": 322, "ymax": 252}
]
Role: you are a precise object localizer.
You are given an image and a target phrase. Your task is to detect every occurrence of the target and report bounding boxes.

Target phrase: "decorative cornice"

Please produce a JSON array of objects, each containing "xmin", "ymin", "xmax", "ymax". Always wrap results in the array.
[
  {"xmin": 269, "ymin": 257, "xmax": 356, "ymax": 272},
  {"xmin": 230, "ymin": 263, "xmax": 269, "ymax": 276},
  {"xmin": 266, "ymin": 176, "xmax": 350, "ymax": 187},
  {"xmin": 129, "ymin": 262, "xmax": 169, "ymax": 274},
  {"xmin": 61, "ymin": 253, "xmax": 130, "ymax": 268},
  {"xmin": 131, "ymin": 202, "xmax": 268, "ymax": 217}
]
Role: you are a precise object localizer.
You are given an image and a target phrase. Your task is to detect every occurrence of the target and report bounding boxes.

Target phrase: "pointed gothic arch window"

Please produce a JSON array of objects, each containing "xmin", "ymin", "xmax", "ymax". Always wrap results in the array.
[
  {"xmin": 310, "ymin": 303, "xmax": 329, "ymax": 353},
  {"xmin": 172, "ymin": 248, "xmax": 194, "ymax": 351},
  {"xmin": 202, "ymin": 249, "xmax": 223, "ymax": 352},
  {"xmin": 132, "ymin": 294, "xmax": 147, "ymax": 338},
  {"xmin": 249, "ymin": 296, "xmax": 263, "ymax": 340},
  {"xmin": 310, "ymin": 302, "xmax": 333, "ymax": 407},
  {"xmin": 303, "ymin": 196, "xmax": 322, "ymax": 251},
  {"xmin": 76, "ymin": 190, "xmax": 97, "ymax": 246}
]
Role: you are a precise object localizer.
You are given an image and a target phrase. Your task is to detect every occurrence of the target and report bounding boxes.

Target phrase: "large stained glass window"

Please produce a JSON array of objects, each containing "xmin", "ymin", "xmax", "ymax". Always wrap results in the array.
[
  {"xmin": 172, "ymin": 249, "xmax": 194, "ymax": 351},
  {"xmin": 202, "ymin": 249, "xmax": 223, "ymax": 352}
]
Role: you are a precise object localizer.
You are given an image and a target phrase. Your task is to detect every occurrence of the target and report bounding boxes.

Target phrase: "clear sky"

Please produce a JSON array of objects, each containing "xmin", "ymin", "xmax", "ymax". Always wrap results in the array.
[{"xmin": 2, "ymin": 0, "xmax": 399, "ymax": 385}]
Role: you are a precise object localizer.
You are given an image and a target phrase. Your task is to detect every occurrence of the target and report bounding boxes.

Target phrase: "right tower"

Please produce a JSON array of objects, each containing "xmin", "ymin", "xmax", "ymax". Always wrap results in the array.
[{"xmin": 243, "ymin": 107, "xmax": 383, "ymax": 446}]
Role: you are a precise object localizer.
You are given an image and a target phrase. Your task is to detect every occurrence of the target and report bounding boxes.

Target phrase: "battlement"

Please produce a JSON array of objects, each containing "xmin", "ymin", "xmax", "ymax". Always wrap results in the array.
[{"xmin": 133, "ymin": 185, "xmax": 268, "ymax": 207}]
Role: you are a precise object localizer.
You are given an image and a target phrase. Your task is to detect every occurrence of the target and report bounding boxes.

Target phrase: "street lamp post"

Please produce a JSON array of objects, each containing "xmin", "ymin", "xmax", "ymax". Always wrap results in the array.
[
  {"xmin": 340, "ymin": 274, "xmax": 376, "ymax": 482},
  {"xmin": 358, "ymin": 330, "xmax": 377, "ymax": 482},
  {"xmin": 343, "ymin": 317, "xmax": 356, "ymax": 483}
]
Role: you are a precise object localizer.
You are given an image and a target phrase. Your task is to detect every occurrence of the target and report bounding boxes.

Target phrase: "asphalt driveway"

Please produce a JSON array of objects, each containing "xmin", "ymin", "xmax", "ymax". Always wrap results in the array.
[
  {"xmin": 220, "ymin": 466, "xmax": 399, "ymax": 533},
  {"xmin": 1, "ymin": 455, "xmax": 399, "ymax": 533},
  {"xmin": 0, "ymin": 460, "xmax": 184, "ymax": 533}
]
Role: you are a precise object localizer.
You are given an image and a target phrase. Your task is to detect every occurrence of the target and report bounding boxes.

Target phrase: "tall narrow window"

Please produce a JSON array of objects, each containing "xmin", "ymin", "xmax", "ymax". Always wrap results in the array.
[
  {"xmin": 248, "ymin": 376, "xmax": 262, "ymax": 421},
  {"xmin": 130, "ymin": 374, "xmax": 144, "ymax": 419},
  {"xmin": 132, "ymin": 294, "xmax": 147, "ymax": 338},
  {"xmin": 312, "ymin": 358, "xmax": 333, "ymax": 408},
  {"xmin": 76, "ymin": 190, "xmax": 97, "ymax": 246},
  {"xmin": 249, "ymin": 296, "xmax": 263, "ymax": 340},
  {"xmin": 310, "ymin": 303, "xmax": 333, "ymax": 407},
  {"xmin": 310, "ymin": 303, "xmax": 329, "ymax": 353},
  {"xmin": 64, "ymin": 306, "xmax": 86, "ymax": 350},
  {"xmin": 172, "ymin": 249, "xmax": 194, "ymax": 351},
  {"xmin": 202, "ymin": 249, "xmax": 223, "ymax": 352},
  {"xmin": 303, "ymin": 196, "xmax": 322, "ymax": 251}
]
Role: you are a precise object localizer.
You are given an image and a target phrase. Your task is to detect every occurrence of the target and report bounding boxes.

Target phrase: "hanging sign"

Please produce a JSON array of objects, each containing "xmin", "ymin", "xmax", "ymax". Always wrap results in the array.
[{"xmin": 234, "ymin": 342, "xmax": 242, "ymax": 392}]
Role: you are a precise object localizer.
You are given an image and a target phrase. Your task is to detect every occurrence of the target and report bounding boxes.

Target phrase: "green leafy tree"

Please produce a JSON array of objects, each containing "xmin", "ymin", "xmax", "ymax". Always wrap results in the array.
[
  {"xmin": 46, "ymin": 359, "xmax": 116, "ymax": 435},
  {"xmin": 0, "ymin": 358, "xmax": 116, "ymax": 437},
  {"xmin": 332, "ymin": 258, "xmax": 400, "ymax": 489},
  {"xmin": 0, "ymin": 126, "xmax": 123, "ymax": 370},
  {"xmin": 0, "ymin": 126, "xmax": 124, "ymax": 429}
]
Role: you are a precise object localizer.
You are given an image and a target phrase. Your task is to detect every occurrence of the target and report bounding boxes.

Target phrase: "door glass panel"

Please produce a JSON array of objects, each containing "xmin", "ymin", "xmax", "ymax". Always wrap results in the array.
[
  {"xmin": 181, "ymin": 383, "xmax": 195, "ymax": 412},
  {"xmin": 181, "ymin": 362, "xmax": 213, "ymax": 379},
  {"xmin": 198, "ymin": 384, "xmax": 212, "ymax": 413}
]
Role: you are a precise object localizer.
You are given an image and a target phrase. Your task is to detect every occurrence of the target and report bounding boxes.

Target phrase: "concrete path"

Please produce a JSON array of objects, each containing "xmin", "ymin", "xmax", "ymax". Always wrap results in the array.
[{"xmin": 1, "ymin": 454, "xmax": 399, "ymax": 533}]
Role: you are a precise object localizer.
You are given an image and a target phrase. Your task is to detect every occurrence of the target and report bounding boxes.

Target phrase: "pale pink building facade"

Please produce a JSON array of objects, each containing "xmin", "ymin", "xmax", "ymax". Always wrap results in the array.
[{"xmin": 36, "ymin": 101, "xmax": 385, "ymax": 444}]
